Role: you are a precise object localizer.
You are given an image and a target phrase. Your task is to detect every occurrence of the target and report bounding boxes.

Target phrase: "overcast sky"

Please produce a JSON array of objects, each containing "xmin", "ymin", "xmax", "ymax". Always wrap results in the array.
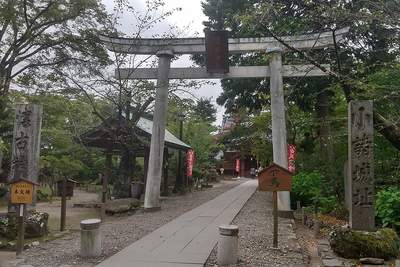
[{"xmin": 101, "ymin": 0, "xmax": 225, "ymax": 125}]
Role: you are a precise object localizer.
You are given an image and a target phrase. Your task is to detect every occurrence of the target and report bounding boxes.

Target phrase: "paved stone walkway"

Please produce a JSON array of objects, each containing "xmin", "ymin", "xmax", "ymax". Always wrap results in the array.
[{"xmin": 95, "ymin": 179, "xmax": 258, "ymax": 267}]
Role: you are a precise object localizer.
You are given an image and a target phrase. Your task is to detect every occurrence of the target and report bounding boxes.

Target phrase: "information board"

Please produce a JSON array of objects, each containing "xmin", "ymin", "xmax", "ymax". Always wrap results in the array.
[{"xmin": 11, "ymin": 180, "xmax": 34, "ymax": 204}]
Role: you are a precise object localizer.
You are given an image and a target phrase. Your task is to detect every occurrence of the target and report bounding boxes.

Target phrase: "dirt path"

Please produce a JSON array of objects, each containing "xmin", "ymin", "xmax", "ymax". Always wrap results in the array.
[
  {"xmin": 39, "ymin": 189, "xmax": 102, "ymax": 232},
  {"xmin": 294, "ymin": 221, "xmax": 324, "ymax": 267},
  {"xmin": 0, "ymin": 189, "xmax": 102, "ymax": 264},
  {"xmin": 1, "ymin": 189, "xmax": 101, "ymax": 232}
]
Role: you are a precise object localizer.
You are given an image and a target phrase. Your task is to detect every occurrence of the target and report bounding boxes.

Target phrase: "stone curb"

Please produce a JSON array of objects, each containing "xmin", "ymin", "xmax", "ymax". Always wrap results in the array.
[{"xmin": 317, "ymin": 239, "xmax": 351, "ymax": 267}]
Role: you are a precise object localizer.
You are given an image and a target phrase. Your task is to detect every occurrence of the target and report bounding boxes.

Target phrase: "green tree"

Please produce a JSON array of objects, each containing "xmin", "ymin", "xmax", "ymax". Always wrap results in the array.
[
  {"xmin": 36, "ymin": 0, "xmax": 191, "ymax": 198},
  {"xmin": 0, "ymin": 0, "xmax": 114, "ymax": 182},
  {"xmin": 0, "ymin": 0, "xmax": 113, "ymax": 120},
  {"xmin": 194, "ymin": 97, "xmax": 217, "ymax": 123},
  {"xmin": 39, "ymin": 155, "xmax": 83, "ymax": 200},
  {"xmin": 184, "ymin": 118, "xmax": 223, "ymax": 172},
  {"xmin": 166, "ymin": 97, "xmax": 222, "ymax": 189},
  {"xmin": 238, "ymin": 0, "xmax": 400, "ymax": 150},
  {"xmin": 1, "ymin": 0, "xmax": 201, "ymax": 198},
  {"xmin": 249, "ymin": 112, "xmax": 273, "ymax": 167}
]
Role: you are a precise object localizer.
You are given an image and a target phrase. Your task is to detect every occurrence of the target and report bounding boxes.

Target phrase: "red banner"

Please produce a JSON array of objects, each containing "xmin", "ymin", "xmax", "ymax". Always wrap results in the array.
[
  {"xmin": 187, "ymin": 151, "xmax": 195, "ymax": 177},
  {"xmin": 235, "ymin": 159, "xmax": 240, "ymax": 173},
  {"xmin": 287, "ymin": 145, "xmax": 297, "ymax": 173}
]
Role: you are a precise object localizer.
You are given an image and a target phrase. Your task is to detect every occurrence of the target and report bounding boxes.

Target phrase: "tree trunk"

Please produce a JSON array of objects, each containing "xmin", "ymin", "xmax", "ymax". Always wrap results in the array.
[
  {"xmin": 114, "ymin": 150, "xmax": 134, "ymax": 198},
  {"xmin": 0, "ymin": 68, "xmax": 12, "ymax": 118},
  {"xmin": 316, "ymin": 89, "xmax": 334, "ymax": 164},
  {"xmin": 373, "ymin": 106, "xmax": 400, "ymax": 151}
]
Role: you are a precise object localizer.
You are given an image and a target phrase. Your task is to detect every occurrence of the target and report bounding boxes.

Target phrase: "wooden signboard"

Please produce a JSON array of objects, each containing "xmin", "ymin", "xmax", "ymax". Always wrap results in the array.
[
  {"xmin": 8, "ymin": 177, "xmax": 39, "ymax": 255},
  {"xmin": 258, "ymin": 163, "xmax": 293, "ymax": 191},
  {"xmin": 57, "ymin": 178, "xmax": 76, "ymax": 197},
  {"xmin": 258, "ymin": 163, "xmax": 293, "ymax": 248},
  {"xmin": 10, "ymin": 178, "xmax": 37, "ymax": 204}
]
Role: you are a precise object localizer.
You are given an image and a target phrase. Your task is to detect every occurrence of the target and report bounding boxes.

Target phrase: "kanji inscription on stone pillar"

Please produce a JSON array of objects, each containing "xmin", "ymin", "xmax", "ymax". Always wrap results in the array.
[
  {"xmin": 8, "ymin": 104, "xmax": 42, "ymax": 212},
  {"xmin": 348, "ymin": 100, "xmax": 375, "ymax": 231}
]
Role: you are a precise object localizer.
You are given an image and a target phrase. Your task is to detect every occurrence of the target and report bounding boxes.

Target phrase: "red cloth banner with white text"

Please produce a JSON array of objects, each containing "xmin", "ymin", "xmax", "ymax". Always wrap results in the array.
[
  {"xmin": 287, "ymin": 145, "xmax": 297, "ymax": 173},
  {"xmin": 187, "ymin": 151, "xmax": 195, "ymax": 177},
  {"xmin": 235, "ymin": 159, "xmax": 240, "ymax": 173}
]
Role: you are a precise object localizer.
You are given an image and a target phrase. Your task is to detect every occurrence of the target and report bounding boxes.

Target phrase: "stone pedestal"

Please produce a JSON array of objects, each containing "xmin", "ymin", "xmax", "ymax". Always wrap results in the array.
[
  {"xmin": 217, "ymin": 225, "xmax": 239, "ymax": 265},
  {"xmin": 81, "ymin": 219, "xmax": 101, "ymax": 257}
]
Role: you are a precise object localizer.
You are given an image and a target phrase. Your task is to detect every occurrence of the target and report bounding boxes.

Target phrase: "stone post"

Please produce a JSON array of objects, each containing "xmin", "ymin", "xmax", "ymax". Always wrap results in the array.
[
  {"xmin": 144, "ymin": 49, "xmax": 174, "ymax": 210},
  {"xmin": 348, "ymin": 100, "xmax": 375, "ymax": 231},
  {"xmin": 270, "ymin": 53, "xmax": 292, "ymax": 217},
  {"xmin": 218, "ymin": 225, "xmax": 239, "ymax": 265},
  {"xmin": 81, "ymin": 219, "xmax": 101, "ymax": 257},
  {"xmin": 8, "ymin": 104, "xmax": 42, "ymax": 212}
]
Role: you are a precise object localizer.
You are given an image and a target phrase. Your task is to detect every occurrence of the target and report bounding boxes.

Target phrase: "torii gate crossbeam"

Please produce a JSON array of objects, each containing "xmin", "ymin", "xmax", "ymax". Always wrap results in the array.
[
  {"xmin": 100, "ymin": 29, "xmax": 347, "ymax": 214},
  {"xmin": 116, "ymin": 65, "xmax": 330, "ymax": 79},
  {"xmin": 99, "ymin": 28, "xmax": 348, "ymax": 55}
]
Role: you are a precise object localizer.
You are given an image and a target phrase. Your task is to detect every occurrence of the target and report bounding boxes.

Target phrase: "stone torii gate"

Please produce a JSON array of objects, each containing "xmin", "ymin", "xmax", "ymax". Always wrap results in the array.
[{"xmin": 100, "ymin": 28, "xmax": 347, "ymax": 213}]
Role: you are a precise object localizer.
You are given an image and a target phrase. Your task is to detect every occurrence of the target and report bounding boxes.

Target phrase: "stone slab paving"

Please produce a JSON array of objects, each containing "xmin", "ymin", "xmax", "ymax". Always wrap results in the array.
[
  {"xmin": 322, "ymin": 259, "xmax": 342, "ymax": 267},
  {"xmin": 95, "ymin": 179, "xmax": 258, "ymax": 267}
]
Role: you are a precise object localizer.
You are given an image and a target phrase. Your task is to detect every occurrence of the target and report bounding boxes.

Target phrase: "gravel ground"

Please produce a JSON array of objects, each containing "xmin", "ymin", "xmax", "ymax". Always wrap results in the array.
[
  {"xmin": 204, "ymin": 189, "xmax": 305, "ymax": 267},
  {"xmin": 1, "ymin": 178, "xmax": 306, "ymax": 267}
]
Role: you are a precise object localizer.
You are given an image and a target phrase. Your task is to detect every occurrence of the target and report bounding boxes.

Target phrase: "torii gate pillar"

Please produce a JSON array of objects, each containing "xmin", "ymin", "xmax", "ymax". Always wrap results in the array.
[
  {"xmin": 270, "ymin": 52, "xmax": 292, "ymax": 217},
  {"xmin": 143, "ymin": 49, "xmax": 174, "ymax": 210}
]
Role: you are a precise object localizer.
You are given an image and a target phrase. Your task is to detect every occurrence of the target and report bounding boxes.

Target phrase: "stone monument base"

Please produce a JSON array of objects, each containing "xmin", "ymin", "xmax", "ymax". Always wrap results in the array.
[
  {"xmin": 329, "ymin": 227, "xmax": 399, "ymax": 260},
  {"xmin": 0, "ymin": 212, "xmax": 49, "ymax": 239}
]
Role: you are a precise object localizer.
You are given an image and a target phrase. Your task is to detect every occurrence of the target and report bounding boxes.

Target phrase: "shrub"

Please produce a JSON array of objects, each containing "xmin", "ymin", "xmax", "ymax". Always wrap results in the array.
[
  {"xmin": 291, "ymin": 170, "xmax": 337, "ymax": 213},
  {"xmin": 37, "ymin": 189, "xmax": 49, "ymax": 202},
  {"xmin": 375, "ymin": 187, "xmax": 400, "ymax": 229},
  {"xmin": 192, "ymin": 169, "xmax": 204, "ymax": 180}
]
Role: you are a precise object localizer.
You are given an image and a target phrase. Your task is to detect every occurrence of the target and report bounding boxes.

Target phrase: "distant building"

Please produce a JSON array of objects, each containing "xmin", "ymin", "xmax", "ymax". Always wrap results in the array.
[{"xmin": 214, "ymin": 115, "xmax": 258, "ymax": 178}]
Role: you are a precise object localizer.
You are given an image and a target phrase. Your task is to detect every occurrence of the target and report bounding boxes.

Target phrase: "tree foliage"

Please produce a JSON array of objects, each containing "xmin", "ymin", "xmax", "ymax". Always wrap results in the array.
[
  {"xmin": 193, "ymin": 97, "xmax": 217, "ymax": 123},
  {"xmin": 39, "ymin": 155, "xmax": 83, "ymax": 197},
  {"xmin": 0, "ymin": 0, "xmax": 223, "ymax": 200},
  {"xmin": 166, "ymin": 97, "xmax": 222, "ymax": 184},
  {"xmin": 237, "ymin": 0, "xmax": 400, "ymax": 150},
  {"xmin": 0, "ymin": 0, "xmax": 114, "ymax": 119}
]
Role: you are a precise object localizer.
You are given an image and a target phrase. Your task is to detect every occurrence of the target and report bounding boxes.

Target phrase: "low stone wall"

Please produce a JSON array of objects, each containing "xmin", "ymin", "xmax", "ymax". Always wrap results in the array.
[{"xmin": 0, "ymin": 212, "xmax": 49, "ymax": 239}]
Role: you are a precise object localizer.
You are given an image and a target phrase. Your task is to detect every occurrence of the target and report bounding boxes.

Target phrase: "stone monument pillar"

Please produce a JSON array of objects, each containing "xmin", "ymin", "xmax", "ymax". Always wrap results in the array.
[
  {"xmin": 8, "ymin": 104, "xmax": 42, "ymax": 212},
  {"xmin": 348, "ymin": 100, "xmax": 375, "ymax": 231}
]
